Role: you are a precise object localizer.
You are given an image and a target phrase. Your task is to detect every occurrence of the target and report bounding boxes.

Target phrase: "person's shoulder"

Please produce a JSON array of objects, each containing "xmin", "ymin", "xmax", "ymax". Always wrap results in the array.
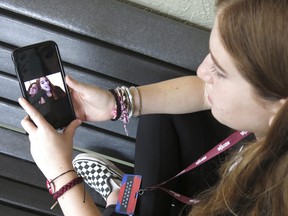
[
  {"xmin": 54, "ymin": 86, "xmax": 65, "ymax": 92},
  {"xmin": 54, "ymin": 86, "xmax": 63, "ymax": 90}
]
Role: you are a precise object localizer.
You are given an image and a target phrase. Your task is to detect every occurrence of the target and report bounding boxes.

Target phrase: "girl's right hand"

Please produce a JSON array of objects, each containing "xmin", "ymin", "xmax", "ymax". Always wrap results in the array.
[{"xmin": 65, "ymin": 76, "xmax": 115, "ymax": 122}]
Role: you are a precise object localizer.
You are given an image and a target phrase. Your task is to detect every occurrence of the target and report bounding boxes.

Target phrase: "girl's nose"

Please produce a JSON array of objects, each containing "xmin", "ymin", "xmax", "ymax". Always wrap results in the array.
[{"xmin": 197, "ymin": 54, "xmax": 213, "ymax": 84}]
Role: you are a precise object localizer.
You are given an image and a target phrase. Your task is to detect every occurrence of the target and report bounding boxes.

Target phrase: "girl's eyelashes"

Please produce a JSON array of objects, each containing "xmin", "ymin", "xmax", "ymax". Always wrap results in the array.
[
  {"xmin": 214, "ymin": 71, "xmax": 225, "ymax": 79},
  {"xmin": 210, "ymin": 64, "xmax": 226, "ymax": 79}
]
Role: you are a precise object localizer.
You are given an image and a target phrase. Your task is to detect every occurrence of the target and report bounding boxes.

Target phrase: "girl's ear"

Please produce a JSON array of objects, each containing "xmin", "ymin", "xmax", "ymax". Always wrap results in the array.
[{"xmin": 269, "ymin": 98, "xmax": 287, "ymax": 127}]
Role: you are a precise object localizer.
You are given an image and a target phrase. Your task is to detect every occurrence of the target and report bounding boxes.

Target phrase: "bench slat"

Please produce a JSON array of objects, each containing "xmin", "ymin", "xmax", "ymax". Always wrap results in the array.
[
  {"xmin": 0, "ymin": 12, "xmax": 192, "ymax": 86},
  {"xmin": 0, "ymin": 177, "xmax": 63, "ymax": 215},
  {"xmin": 0, "ymin": 0, "xmax": 209, "ymax": 71},
  {"xmin": 0, "ymin": 203, "xmax": 45, "ymax": 216}
]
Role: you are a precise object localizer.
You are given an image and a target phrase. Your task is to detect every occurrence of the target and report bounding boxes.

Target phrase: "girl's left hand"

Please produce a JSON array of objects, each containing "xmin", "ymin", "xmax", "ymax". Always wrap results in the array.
[{"xmin": 18, "ymin": 97, "xmax": 82, "ymax": 180}]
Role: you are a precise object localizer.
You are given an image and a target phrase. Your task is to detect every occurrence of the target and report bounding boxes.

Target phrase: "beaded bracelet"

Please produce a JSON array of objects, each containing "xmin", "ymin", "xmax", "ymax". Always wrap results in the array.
[
  {"xmin": 109, "ymin": 86, "xmax": 142, "ymax": 135},
  {"xmin": 115, "ymin": 87, "xmax": 130, "ymax": 135}
]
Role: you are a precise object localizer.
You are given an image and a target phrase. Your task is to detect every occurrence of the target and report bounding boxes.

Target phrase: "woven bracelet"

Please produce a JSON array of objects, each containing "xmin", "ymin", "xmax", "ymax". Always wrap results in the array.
[
  {"xmin": 53, "ymin": 176, "xmax": 83, "ymax": 200},
  {"xmin": 46, "ymin": 169, "xmax": 76, "ymax": 195}
]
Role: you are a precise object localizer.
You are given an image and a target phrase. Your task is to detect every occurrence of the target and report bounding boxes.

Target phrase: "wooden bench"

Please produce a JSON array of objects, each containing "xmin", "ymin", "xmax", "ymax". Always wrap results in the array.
[{"xmin": 0, "ymin": 0, "xmax": 210, "ymax": 215}]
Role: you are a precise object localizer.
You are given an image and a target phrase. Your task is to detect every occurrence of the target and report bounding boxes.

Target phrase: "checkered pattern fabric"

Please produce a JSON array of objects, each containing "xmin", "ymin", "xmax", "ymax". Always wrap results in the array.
[{"xmin": 73, "ymin": 158, "xmax": 122, "ymax": 201}]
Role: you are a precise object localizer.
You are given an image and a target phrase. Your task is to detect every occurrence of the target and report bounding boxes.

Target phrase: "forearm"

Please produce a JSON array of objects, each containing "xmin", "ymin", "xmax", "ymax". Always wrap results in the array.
[{"xmin": 134, "ymin": 76, "xmax": 210, "ymax": 115}]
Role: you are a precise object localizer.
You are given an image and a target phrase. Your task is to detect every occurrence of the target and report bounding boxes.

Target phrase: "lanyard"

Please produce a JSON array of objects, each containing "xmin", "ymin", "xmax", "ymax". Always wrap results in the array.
[{"xmin": 138, "ymin": 131, "xmax": 252, "ymax": 204}]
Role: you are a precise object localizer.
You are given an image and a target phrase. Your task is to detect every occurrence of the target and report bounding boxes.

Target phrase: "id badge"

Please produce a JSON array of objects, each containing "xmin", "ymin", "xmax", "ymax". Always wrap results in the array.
[{"xmin": 115, "ymin": 174, "xmax": 142, "ymax": 215}]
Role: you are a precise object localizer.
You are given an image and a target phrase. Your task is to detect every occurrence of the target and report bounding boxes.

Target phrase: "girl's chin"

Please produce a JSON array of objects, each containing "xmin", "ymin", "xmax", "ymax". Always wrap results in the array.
[{"xmin": 210, "ymin": 109, "xmax": 232, "ymax": 129}]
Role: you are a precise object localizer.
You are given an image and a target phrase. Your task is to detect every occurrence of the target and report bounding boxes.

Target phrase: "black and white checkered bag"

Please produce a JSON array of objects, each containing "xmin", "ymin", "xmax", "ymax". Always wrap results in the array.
[{"xmin": 73, "ymin": 156, "xmax": 123, "ymax": 201}]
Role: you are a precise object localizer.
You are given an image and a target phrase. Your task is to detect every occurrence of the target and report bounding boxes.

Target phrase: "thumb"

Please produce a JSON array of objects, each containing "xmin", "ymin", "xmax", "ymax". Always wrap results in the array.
[
  {"xmin": 65, "ymin": 75, "xmax": 84, "ymax": 93},
  {"xmin": 63, "ymin": 119, "xmax": 82, "ymax": 138}
]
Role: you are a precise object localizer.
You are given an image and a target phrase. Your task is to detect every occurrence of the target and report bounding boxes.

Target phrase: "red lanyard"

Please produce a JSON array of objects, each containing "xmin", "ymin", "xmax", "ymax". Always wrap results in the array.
[{"xmin": 138, "ymin": 131, "xmax": 252, "ymax": 204}]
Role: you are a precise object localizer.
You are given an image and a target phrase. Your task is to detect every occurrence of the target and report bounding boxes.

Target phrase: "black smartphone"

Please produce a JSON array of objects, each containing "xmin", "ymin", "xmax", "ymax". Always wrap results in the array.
[{"xmin": 12, "ymin": 41, "xmax": 76, "ymax": 129}]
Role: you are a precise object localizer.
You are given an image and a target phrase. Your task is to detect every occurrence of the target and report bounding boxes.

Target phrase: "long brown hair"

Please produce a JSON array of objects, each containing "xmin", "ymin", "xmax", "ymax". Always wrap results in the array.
[
  {"xmin": 189, "ymin": 0, "xmax": 288, "ymax": 215},
  {"xmin": 37, "ymin": 76, "xmax": 66, "ymax": 100}
]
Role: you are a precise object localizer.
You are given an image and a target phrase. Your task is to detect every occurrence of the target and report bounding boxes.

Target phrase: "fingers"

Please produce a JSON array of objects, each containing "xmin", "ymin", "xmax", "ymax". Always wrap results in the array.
[
  {"xmin": 64, "ymin": 119, "xmax": 82, "ymax": 137},
  {"xmin": 21, "ymin": 115, "xmax": 37, "ymax": 134},
  {"xmin": 18, "ymin": 97, "xmax": 50, "ymax": 130}
]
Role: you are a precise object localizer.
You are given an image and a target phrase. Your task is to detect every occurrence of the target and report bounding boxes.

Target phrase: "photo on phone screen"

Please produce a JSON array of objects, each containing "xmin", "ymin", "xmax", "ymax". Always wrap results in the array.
[{"xmin": 12, "ymin": 41, "xmax": 75, "ymax": 129}]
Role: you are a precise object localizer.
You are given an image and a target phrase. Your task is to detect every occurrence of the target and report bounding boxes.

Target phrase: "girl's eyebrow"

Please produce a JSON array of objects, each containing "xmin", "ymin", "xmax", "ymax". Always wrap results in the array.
[{"xmin": 209, "ymin": 49, "xmax": 227, "ymax": 74}]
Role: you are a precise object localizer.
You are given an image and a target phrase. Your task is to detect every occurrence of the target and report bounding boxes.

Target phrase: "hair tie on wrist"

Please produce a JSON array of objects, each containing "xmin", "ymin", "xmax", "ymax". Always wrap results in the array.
[{"xmin": 109, "ymin": 89, "xmax": 121, "ymax": 121}]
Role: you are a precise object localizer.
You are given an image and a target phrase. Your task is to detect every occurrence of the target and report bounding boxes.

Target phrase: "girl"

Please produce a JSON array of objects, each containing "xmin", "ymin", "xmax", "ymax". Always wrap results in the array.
[
  {"xmin": 19, "ymin": 0, "xmax": 288, "ymax": 215},
  {"xmin": 37, "ymin": 76, "xmax": 66, "ymax": 102}
]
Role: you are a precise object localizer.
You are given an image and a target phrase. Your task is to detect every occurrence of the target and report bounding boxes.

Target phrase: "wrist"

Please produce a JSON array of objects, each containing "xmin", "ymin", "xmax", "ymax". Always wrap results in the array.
[
  {"xmin": 52, "ymin": 171, "xmax": 78, "ymax": 192},
  {"xmin": 46, "ymin": 169, "xmax": 76, "ymax": 194},
  {"xmin": 52, "ymin": 176, "xmax": 83, "ymax": 201},
  {"xmin": 46, "ymin": 171, "xmax": 84, "ymax": 210},
  {"xmin": 46, "ymin": 162, "xmax": 74, "ymax": 179}
]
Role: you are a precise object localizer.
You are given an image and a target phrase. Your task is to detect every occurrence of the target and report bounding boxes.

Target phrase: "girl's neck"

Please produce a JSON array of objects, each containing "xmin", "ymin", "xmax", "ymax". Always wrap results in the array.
[{"xmin": 46, "ymin": 91, "xmax": 52, "ymax": 97}]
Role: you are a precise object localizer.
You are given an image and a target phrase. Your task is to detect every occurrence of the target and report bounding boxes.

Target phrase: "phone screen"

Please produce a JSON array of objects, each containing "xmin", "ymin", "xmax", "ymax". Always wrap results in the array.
[{"xmin": 12, "ymin": 41, "xmax": 75, "ymax": 129}]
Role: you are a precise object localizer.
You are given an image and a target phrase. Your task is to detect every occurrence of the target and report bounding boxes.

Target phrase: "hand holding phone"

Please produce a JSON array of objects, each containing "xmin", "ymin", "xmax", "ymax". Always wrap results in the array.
[
  {"xmin": 65, "ymin": 75, "xmax": 116, "ymax": 122},
  {"xmin": 12, "ymin": 41, "xmax": 76, "ymax": 129}
]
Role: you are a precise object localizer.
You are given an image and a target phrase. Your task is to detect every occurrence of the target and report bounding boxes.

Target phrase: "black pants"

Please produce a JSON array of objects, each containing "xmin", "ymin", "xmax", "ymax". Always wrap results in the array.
[{"xmin": 103, "ymin": 111, "xmax": 231, "ymax": 216}]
